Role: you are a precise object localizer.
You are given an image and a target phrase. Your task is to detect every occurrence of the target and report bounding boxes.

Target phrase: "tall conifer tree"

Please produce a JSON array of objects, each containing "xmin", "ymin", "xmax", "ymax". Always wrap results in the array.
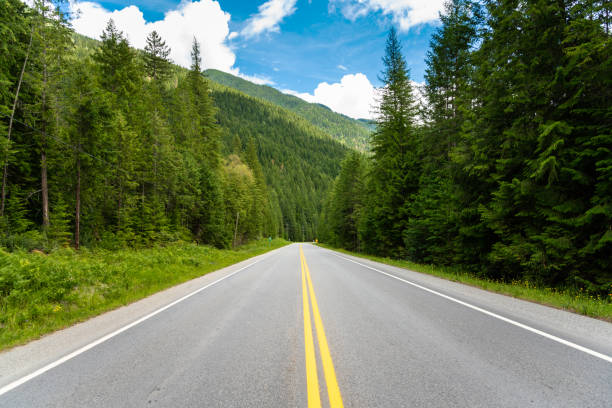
[
  {"xmin": 363, "ymin": 27, "xmax": 418, "ymax": 257},
  {"xmin": 406, "ymin": 0, "xmax": 482, "ymax": 263},
  {"xmin": 144, "ymin": 31, "xmax": 171, "ymax": 82},
  {"xmin": 27, "ymin": 0, "xmax": 71, "ymax": 229}
]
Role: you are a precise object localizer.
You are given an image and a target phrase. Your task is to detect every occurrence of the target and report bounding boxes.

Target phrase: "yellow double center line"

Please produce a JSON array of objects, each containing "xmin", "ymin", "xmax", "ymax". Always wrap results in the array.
[{"xmin": 300, "ymin": 245, "xmax": 344, "ymax": 408}]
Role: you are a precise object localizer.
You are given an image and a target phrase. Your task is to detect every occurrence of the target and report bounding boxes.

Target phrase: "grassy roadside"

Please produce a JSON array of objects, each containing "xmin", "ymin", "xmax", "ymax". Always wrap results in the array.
[
  {"xmin": 317, "ymin": 244, "xmax": 612, "ymax": 322},
  {"xmin": 0, "ymin": 239, "xmax": 289, "ymax": 351}
]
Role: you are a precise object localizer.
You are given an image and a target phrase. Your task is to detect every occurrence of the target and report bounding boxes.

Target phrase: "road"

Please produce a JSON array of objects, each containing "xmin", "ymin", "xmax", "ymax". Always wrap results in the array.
[{"xmin": 0, "ymin": 243, "xmax": 611, "ymax": 407}]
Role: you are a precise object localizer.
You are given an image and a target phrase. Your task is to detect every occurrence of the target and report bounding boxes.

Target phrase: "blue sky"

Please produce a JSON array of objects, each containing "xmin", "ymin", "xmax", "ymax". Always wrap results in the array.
[{"xmin": 70, "ymin": 0, "xmax": 443, "ymax": 118}]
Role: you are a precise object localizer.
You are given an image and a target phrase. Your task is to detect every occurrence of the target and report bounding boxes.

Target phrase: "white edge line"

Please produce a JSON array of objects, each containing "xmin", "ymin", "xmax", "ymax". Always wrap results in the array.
[
  {"xmin": 0, "ymin": 257, "xmax": 266, "ymax": 397},
  {"xmin": 331, "ymin": 252, "xmax": 612, "ymax": 364}
]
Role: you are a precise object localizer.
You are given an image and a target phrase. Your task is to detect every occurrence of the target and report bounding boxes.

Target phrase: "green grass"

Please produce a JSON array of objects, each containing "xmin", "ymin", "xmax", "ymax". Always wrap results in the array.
[
  {"xmin": 317, "ymin": 244, "xmax": 612, "ymax": 321},
  {"xmin": 0, "ymin": 239, "xmax": 289, "ymax": 351}
]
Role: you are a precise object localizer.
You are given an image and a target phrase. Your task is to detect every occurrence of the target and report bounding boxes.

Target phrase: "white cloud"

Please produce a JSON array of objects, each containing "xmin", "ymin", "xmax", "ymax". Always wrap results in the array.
[
  {"xmin": 282, "ymin": 89, "xmax": 317, "ymax": 103},
  {"xmin": 241, "ymin": 0, "xmax": 298, "ymax": 39},
  {"xmin": 330, "ymin": 0, "xmax": 444, "ymax": 30},
  {"xmin": 238, "ymin": 73, "xmax": 275, "ymax": 86},
  {"xmin": 284, "ymin": 75, "xmax": 426, "ymax": 120},
  {"xmin": 70, "ymin": 0, "xmax": 240, "ymax": 73},
  {"xmin": 283, "ymin": 73, "xmax": 377, "ymax": 119},
  {"xmin": 337, "ymin": 64, "xmax": 348, "ymax": 71}
]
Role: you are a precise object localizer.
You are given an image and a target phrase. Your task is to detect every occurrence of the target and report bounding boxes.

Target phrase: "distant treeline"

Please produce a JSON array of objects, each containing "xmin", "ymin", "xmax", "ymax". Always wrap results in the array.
[
  {"xmin": 205, "ymin": 69, "xmax": 372, "ymax": 151},
  {"xmin": 0, "ymin": 0, "xmax": 345, "ymax": 250},
  {"xmin": 320, "ymin": 0, "xmax": 611, "ymax": 294},
  {"xmin": 213, "ymin": 87, "xmax": 347, "ymax": 242}
]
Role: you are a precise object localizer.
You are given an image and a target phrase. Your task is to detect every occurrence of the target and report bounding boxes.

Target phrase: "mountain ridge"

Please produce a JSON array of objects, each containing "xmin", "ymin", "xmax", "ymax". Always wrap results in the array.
[{"xmin": 204, "ymin": 69, "xmax": 371, "ymax": 151}]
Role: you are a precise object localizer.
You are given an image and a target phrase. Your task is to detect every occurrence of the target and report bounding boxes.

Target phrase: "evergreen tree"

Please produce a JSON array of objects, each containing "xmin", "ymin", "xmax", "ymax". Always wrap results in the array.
[
  {"xmin": 244, "ymin": 138, "xmax": 269, "ymax": 239},
  {"xmin": 0, "ymin": 0, "xmax": 30, "ymax": 219},
  {"xmin": 93, "ymin": 19, "xmax": 145, "ymax": 232},
  {"xmin": 407, "ymin": 0, "xmax": 482, "ymax": 264},
  {"xmin": 326, "ymin": 151, "xmax": 366, "ymax": 251},
  {"xmin": 561, "ymin": 0, "xmax": 612, "ymax": 290},
  {"xmin": 93, "ymin": 19, "xmax": 142, "ymax": 106},
  {"xmin": 59, "ymin": 58, "xmax": 110, "ymax": 249},
  {"xmin": 187, "ymin": 37, "xmax": 220, "ymax": 168},
  {"xmin": 26, "ymin": 0, "xmax": 71, "ymax": 229},
  {"xmin": 424, "ymin": 0, "xmax": 481, "ymax": 159},
  {"xmin": 190, "ymin": 37, "xmax": 202, "ymax": 74},
  {"xmin": 363, "ymin": 27, "xmax": 419, "ymax": 257},
  {"xmin": 168, "ymin": 37, "xmax": 225, "ymax": 246},
  {"xmin": 468, "ymin": 0, "xmax": 568, "ymax": 282},
  {"xmin": 144, "ymin": 30, "xmax": 172, "ymax": 82},
  {"xmin": 141, "ymin": 31, "xmax": 174, "ymax": 236}
]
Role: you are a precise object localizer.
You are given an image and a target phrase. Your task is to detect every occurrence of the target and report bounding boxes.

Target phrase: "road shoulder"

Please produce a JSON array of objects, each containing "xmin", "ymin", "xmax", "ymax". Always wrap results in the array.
[
  {"xmin": 0, "ymin": 246, "xmax": 284, "ymax": 389},
  {"xmin": 315, "ymin": 245, "xmax": 612, "ymax": 359}
]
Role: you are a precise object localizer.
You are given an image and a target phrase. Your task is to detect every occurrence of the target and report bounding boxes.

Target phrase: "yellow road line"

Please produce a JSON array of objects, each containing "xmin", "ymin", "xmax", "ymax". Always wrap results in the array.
[
  {"xmin": 302, "ymin": 248, "xmax": 322, "ymax": 408},
  {"xmin": 301, "ymin": 245, "xmax": 344, "ymax": 408}
]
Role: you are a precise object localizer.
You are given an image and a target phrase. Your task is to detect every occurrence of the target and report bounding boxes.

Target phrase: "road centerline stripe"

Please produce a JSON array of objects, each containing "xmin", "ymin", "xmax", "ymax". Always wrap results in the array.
[
  {"xmin": 0, "ymin": 256, "xmax": 269, "ymax": 397},
  {"xmin": 330, "ymin": 251, "xmax": 612, "ymax": 364},
  {"xmin": 301, "ymin": 248, "xmax": 322, "ymax": 408},
  {"xmin": 301, "ymin": 245, "xmax": 344, "ymax": 408}
]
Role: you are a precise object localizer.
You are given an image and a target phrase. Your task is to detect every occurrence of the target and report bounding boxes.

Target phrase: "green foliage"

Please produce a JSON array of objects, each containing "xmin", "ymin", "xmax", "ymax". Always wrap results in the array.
[
  {"xmin": 0, "ymin": 0, "xmax": 27, "ymax": 118},
  {"xmin": 223, "ymin": 155, "xmax": 256, "ymax": 246},
  {"xmin": 0, "ymin": 239, "xmax": 289, "ymax": 350},
  {"xmin": 323, "ymin": 0, "xmax": 612, "ymax": 297},
  {"xmin": 205, "ymin": 69, "xmax": 372, "ymax": 151},
  {"xmin": 320, "ymin": 151, "xmax": 367, "ymax": 250},
  {"xmin": 143, "ymin": 30, "xmax": 171, "ymax": 82},
  {"xmin": 93, "ymin": 19, "xmax": 142, "ymax": 103},
  {"xmin": 1, "ymin": 4, "xmax": 346, "ymax": 254},
  {"xmin": 362, "ymin": 27, "xmax": 420, "ymax": 258},
  {"xmin": 212, "ymin": 85, "xmax": 348, "ymax": 241}
]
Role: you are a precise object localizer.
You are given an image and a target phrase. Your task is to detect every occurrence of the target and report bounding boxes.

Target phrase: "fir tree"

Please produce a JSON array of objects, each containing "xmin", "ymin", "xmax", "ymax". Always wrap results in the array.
[
  {"xmin": 27, "ymin": 0, "xmax": 71, "ymax": 229},
  {"xmin": 144, "ymin": 30, "xmax": 171, "ymax": 82},
  {"xmin": 0, "ymin": 0, "xmax": 30, "ymax": 219},
  {"xmin": 93, "ymin": 19, "xmax": 142, "ymax": 104},
  {"xmin": 327, "ymin": 151, "xmax": 366, "ymax": 251},
  {"xmin": 364, "ymin": 27, "xmax": 419, "ymax": 257},
  {"xmin": 407, "ymin": 0, "xmax": 482, "ymax": 264},
  {"xmin": 190, "ymin": 37, "xmax": 202, "ymax": 75}
]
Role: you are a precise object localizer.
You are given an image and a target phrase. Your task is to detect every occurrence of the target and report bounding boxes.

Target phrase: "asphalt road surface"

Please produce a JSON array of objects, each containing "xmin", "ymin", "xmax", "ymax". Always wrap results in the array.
[{"xmin": 1, "ymin": 243, "xmax": 611, "ymax": 407}]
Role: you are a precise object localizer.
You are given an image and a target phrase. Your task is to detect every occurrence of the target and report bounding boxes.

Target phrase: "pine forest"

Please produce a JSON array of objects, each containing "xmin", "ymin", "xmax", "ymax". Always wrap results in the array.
[
  {"xmin": 320, "ymin": 0, "xmax": 611, "ymax": 296},
  {"xmin": 0, "ymin": 0, "xmax": 347, "ymax": 252},
  {"xmin": 1, "ymin": 0, "xmax": 611, "ymax": 299}
]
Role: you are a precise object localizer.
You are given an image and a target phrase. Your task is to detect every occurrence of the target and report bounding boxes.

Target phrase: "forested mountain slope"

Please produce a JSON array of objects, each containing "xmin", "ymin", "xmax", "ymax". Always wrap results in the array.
[
  {"xmin": 212, "ymin": 84, "xmax": 348, "ymax": 241},
  {"xmin": 0, "ymin": 2, "xmax": 347, "ymax": 250},
  {"xmin": 205, "ymin": 69, "xmax": 371, "ymax": 151}
]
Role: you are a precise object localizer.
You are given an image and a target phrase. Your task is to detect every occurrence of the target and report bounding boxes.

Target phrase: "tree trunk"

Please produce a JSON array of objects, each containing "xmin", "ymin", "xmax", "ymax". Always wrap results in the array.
[
  {"xmin": 41, "ymin": 1, "xmax": 50, "ymax": 228},
  {"xmin": 41, "ymin": 118, "xmax": 49, "ymax": 227},
  {"xmin": 75, "ymin": 153, "xmax": 81, "ymax": 250},
  {"xmin": 41, "ymin": 150, "xmax": 49, "ymax": 227},
  {"xmin": 1, "ymin": 27, "xmax": 33, "ymax": 217}
]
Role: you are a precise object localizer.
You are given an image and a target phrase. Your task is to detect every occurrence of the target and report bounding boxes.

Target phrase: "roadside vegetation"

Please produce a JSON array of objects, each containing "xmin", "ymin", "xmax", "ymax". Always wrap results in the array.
[
  {"xmin": 0, "ymin": 239, "xmax": 288, "ymax": 351},
  {"xmin": 320, "ymin": 1, "xmax": 611, "ymax": 303},
  {"xmin": 318, "ymin": 244, "xmax": 612, "ymax": 322}
]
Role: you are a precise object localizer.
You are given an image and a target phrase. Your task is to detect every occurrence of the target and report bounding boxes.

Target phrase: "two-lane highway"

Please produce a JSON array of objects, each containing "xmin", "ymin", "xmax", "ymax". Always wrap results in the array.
[{"xmin": 1, "ymin": 243, "xmax": 611, "ymax": 407}]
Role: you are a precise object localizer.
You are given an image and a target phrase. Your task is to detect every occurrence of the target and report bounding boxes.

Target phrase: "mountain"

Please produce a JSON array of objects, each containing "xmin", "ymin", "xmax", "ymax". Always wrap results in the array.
[
  {"xmin": 205, "ymin": 69, "xmax": 371, "ymax": 151},
  {"xmin": 1, "ymin": 24, "xmax": 349, "ymax": 251},
  {"xmin": 211, "ymin": 82, "xmax": 349, "ymax": 240},
  {"xmin": 73, "ymin": 33, "xmax": 349, "ymax": 241}
]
